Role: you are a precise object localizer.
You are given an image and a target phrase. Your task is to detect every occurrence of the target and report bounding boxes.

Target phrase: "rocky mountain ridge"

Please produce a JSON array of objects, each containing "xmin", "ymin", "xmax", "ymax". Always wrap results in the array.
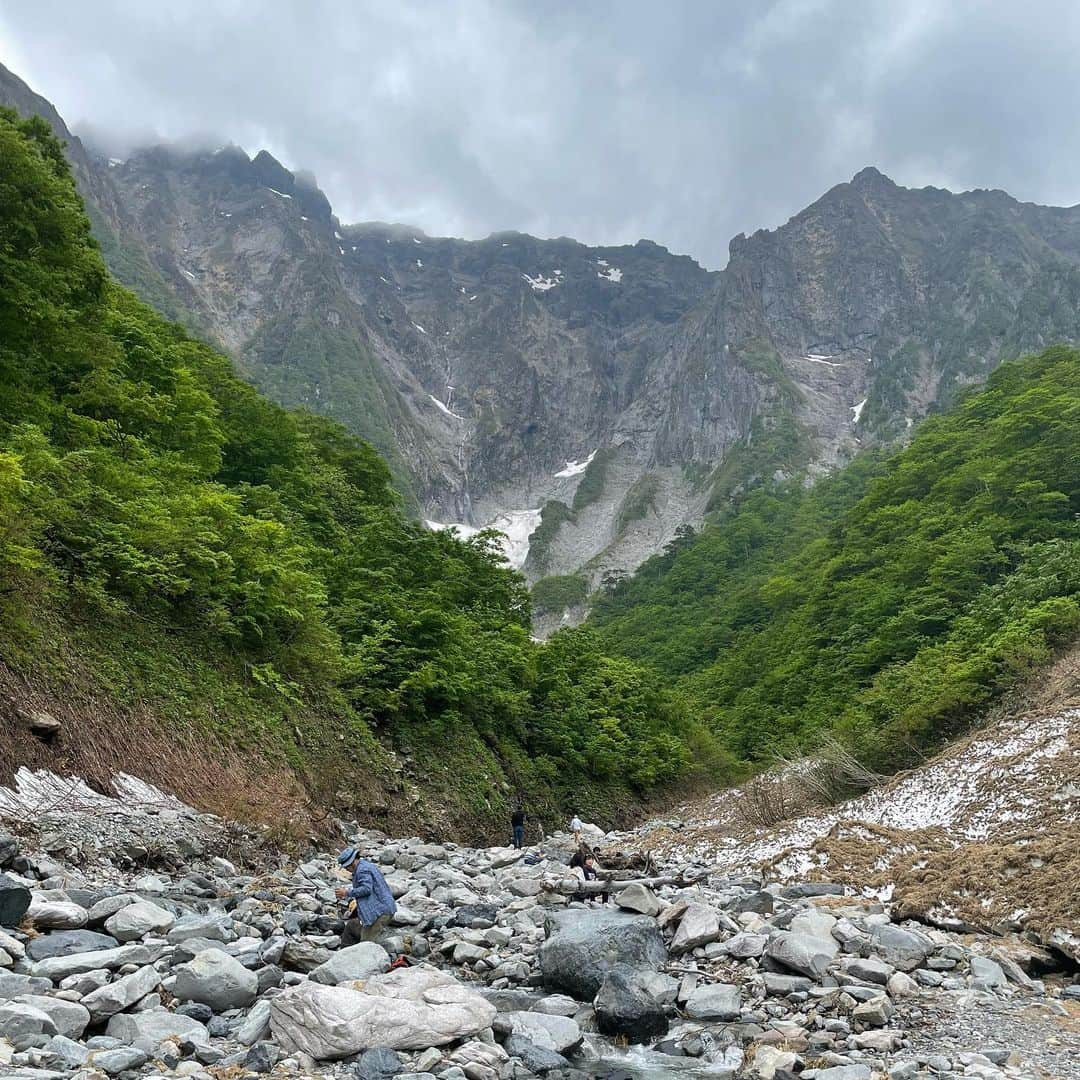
[{"xmin": 7, "ymin": 63, "xmax": 1080, "ymax": 610}]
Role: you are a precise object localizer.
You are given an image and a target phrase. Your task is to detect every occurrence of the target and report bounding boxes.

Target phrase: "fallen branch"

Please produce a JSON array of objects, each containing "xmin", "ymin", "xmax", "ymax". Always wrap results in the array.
[{"xmin": 541, "ymin": 872, "xmax": 706, "ymax": 896}]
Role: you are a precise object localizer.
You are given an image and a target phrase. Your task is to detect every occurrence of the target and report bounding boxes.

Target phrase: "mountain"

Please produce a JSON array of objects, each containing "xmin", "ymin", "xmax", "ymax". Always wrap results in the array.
[{"xmin": 7, "ymin": 63, "xmax": 1080, "ymax": 624}]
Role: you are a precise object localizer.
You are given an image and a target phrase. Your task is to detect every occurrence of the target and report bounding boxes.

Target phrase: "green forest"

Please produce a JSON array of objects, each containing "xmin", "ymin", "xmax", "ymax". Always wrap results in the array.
[
  {"xmin": 0, "ymin": 108, "xmax": 720, "ymax": 829},
  {"xmin": 591, "ymin": 344, "xmax": 1080, "ymax": 768}
]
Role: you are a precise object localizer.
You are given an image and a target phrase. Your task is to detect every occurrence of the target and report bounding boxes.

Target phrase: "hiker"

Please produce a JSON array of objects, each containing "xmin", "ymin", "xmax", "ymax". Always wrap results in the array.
[
  {"xmin": 569, "ymin": 850, "xmax": 607, "ymax": 903},
  {"xmin": 511, "ymin": 806, "xmax": 527, "ymax": 849},
  {"xmin": 335, "ymin": 845, "xmax": 397, "ymax": 946},
  {"xmin": 570, "ymin": 812, "xmax": 583, "ymax": 845}
]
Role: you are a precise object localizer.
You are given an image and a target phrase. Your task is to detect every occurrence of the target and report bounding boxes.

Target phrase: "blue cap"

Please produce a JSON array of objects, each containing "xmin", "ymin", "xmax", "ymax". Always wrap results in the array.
[{"xmin": 336, "ymin": 845, "xmax": 359, "ymax": 866}]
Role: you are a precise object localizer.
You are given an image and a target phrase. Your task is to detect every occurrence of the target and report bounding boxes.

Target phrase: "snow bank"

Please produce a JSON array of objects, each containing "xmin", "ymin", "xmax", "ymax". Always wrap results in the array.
[
  {"xmin": 554, "ymin": 450, "xmax": 597, "ymax": 478},
  {"xmin": 428, "ymin": 394, "xmax": 465, "ymax": 421},
  {"xmin": 425, "ymin": 508, "xmax": 542, "ymax": 569},
  {"xmin": 851, "ymin": 398, "xmax": 868, "ymax": 424}
]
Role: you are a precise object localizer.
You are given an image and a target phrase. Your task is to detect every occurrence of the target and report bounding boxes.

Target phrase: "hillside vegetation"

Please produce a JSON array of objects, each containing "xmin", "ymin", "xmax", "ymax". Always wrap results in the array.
[
  {"xmin": 591, "ymin": 344, "xmax": 1080, "ymax": 769},
  {"xmin": 0, "ymin": 108, "xmax": 722, "ymax": 834}
]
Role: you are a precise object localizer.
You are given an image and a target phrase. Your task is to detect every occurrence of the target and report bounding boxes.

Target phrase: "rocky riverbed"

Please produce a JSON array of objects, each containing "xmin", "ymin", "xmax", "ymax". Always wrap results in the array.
[{"xmin": 0, "ymin": 770, "xmax": 1077, "ymax": 1080}]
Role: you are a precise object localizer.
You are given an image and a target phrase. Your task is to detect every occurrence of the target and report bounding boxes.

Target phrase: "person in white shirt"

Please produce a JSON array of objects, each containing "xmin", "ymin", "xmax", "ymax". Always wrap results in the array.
[{"xmin": 570, "ymin": 814, "xmax": 583, "ymax": 845}]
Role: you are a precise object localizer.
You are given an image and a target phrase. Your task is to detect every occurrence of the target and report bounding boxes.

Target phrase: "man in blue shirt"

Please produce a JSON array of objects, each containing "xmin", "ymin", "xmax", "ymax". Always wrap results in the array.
[{"xmin": 334, "ymin": 845, "xmax": 397, "ymax": 947}]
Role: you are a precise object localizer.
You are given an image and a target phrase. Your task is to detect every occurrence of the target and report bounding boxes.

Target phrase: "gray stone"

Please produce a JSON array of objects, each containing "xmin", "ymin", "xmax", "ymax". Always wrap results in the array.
[
  {"xmin": 685, "ymin": 982, "xmax": 741, "ymax": 1021},
  {"xmin": 88, "ymin": 1045, "xmax": 149, "ymax": 1075},
  {"xmin": 244, "ymin": 1041, "xmax": 281, "ymax": 1073},
  {"xmin": 42, "ymin": 1034, "xmax": 89, "ymax": 1068},
  {"xmin": 0, "ymin": 835, "xmax": 17, "ymax": 869},
  {"xmin": 0, "ymin": 875, "xmax": 31, "ymax": 928},
  {"xmin": 236, "ymin": 999, "xmax": 272, "ymax": 1045},
  {"xmin": 503, "ymin": 1035, "xmax": 568, "ymax": 1075},
  {"xmin": 847, "ymin": 957, "xmax": 894, "ymax": 985},
  {"xmin": 82, "ymin": 963, "xmax": 161, "ymax": 1021},
  {"xmin": 26, "ymin": 899, "xmax": 87, "ymax": 931},
  {"xmin": 26, "ymin": 929, "xmax": 119, "ymax": 961},
  {"xmin": 0, "ymin": 972, "xmax": 52, "ymax": 998},
  {"xmin": 106, "ymin": 1008, "xmax": 210, "ymax": 1049},
  {"xmin": 594, "ymin": 966, "xmax": 669, "ymax": 1043},
  {"xmin": 868, "ymin": 924, "xmax": 933, "ymax": 972},
  {"xmin": 614, "ymin": 883, "xmax": 662, "ymax": 917},
  {"xmin": 670, "ymin": 903, "xmax": 720, "ymax": 952},
  {"xmin": 852, "ymin": 994, "xmax": 894, "ymax": 1027},
  {"xmin": 354, "ymin": 1046, "xmax": 404, "ymax": 1080},
  {"xmin": 500, "ymin": 1010, "xmax": 582, "ymax": 1053},
  {"xmin": 763, "ymin": 973, "xmax": 813, "ymax": 996},
  {"xmin": 12, "ymin": 996, "xmax": 89, "ymax": 1040},
  {"xmin": 30, "ymin": 942, "xmax": 152, "ymax": 981},
  {"xmin": 766, "ymin": 931, "xmax": 839, "ymax": 979},
  {"xmin": 539, "ymin": 910, "xmax": 666, "ymax": 999},
  {"xmin": 723, "ymin": 932, "xmax": 769, "ymax": 959},
  {"xmin": 174, "ymin": 948, "xmax": 258, "ymax": 1011},
  {"xmin": 0, "ymin": 1000, "xmax": 58, "ymax": 1040},
  {"xmin": 816, "ymin": 1067, "xmax": 871, "ymax": 1080},
  {"xmin": 104, "ymin": 900, "xmax": 174, "ymax": 942},
  {"xmin": 970, "ymin": 955, "xmax": 1007, "ymax": 989},
  {"xmin": 167, "ymin": 914, "xmax": 233, "ymax": 945},
  {"xmin": 281, "ymin": 938, "xmax": 332, "ymax": 972}
]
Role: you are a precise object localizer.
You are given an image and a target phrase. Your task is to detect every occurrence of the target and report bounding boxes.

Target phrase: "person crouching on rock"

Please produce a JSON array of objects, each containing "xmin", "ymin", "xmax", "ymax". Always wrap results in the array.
[{"xmin": 335, "ymin": 845, "xmax": 397, "ymax": 946}]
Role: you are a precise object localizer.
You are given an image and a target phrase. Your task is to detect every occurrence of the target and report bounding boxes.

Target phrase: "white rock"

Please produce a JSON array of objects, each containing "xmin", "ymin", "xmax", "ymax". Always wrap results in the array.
[
  {"xmin": 269, "ymin": 964, "xmax": 497, "ymax": 1058},
  {"xmin": 502, "ymin": 1010, "xmax": 582, "ymax": 1053},
  {"xmin": 309, "ymin": 942, "xmax": 391, "ymax": 985},
  {"xmin": 104, "ymin": 900, "xmax": 174, "ymax": 942},
  {"xmin": 82, "ymin": 963, "xmax": 161, "ymax": 1021},
  {"xmin": 671, "ymin": 903, "xmax": 720, "ymax": 952},
  {"xmin": 27, "ymin": 898, "xmax": 87, "ymax": 931}
]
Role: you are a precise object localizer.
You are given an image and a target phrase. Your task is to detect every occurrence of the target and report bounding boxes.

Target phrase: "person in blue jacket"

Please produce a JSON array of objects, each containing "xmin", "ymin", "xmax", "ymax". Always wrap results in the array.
[{"xmin": 334, "ymin": 845, "xmax": 397, "ymax": 946}]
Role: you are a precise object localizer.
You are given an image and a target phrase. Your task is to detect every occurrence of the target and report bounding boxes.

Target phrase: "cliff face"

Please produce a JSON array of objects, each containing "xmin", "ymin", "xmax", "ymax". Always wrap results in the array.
[{"xmin": 8, "ymin": 64, "xmax": 1080, "ymax": 599}]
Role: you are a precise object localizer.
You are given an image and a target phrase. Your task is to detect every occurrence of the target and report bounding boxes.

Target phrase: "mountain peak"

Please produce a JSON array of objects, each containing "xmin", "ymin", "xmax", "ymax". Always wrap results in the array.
[{"xmin": 849, "ymin": 165, "xmax": 897, "ymax": 191}]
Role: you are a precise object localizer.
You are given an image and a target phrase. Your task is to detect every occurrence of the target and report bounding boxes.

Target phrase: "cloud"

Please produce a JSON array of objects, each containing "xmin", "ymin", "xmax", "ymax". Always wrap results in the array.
[{"xmin": 2, "ymin": 1, "xmax": 1080, "ymax": 267}]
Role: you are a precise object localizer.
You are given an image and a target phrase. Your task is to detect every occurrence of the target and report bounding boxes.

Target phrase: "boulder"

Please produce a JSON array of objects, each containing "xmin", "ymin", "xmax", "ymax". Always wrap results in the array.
[
  {"xmin": 847, "ymin": 958, "xmax": 894, "ymax": 985},
  {"xmin": 500, "ymin": 1010, "xmax": 582, "ymax": 1053},
  {"xmin": 685, "ymin": 982, "xmax": 741, "ymax": 1021},
  {"xmin": 0, "ymin": 875, "xmax": 32, "ymax": 928},
  {"xmin": 106, "ymin": 1008, "xmax": 209, "ymax": 1049},
  {"xmin": 723, "ymin": 932, "xmax": 769, "ymax": 959},
  {"xmin": 31, "ymin": 942, "xmax": 152, "ymax": 981},
  {"xmin": 12, "ymin": 995, "xmax": 89, "ymax": 1039},
  {"xmin": 174, "ymin": 948, "xmax": 258, "ymax": 1011},
  {"xmin": 538, "ymin": 910, "xmax": 667, "ymax": 998},
  {"xmin": 167, "ymin": 914, "xmax": 233, "ymax": 945},
  {"xmin": 868, "ymin": 924, "xmax": 933, "ymax": 972},
  {"xmin": 766, "ymin": 931, "xmax": 839, "ymax": 979},
  {"xmin": 281, "ymin": 938, "xmax": 332, "ymax": 972},
  {"xmin": 26, "ymin": 897, "xmax": 87, "ymax": 930},
  {"xmin": 310, "ymin": 941, "xmax": 391, "ymax": 985},
  {"xmin": 354, "ymin": 1046, "xmax": 404, "ymax": 1080},
  {"xmin": 671, "ymin": 903, "xmax": 721, "ymax": 952},
  {"xmin": 593, "ymin": 966, "xmax": 669, "ymax": 1043},
  {"xmin": 236, "ymin": 999, "xmax": 272, "ymax": 1045},
  {"xmin": 0, "ymin": 999, "xmax": 58, "ymax": 1040},
  {"xmin": 104, "ymin": 900, "xmax": 174, "ymax": 942},
  {"xmin": 26, "ymin": 930, "xmax": 118, "ymax": 961},
  {"xmin": 0, "ymin": 835, "xmax": 17, "ymax": 869},
  {"xmin": 88, "ymin": 1045, "xmax": 149, "ymax": 1075},
  {"xmin": 614, "ymin": 883, "xmax": 662, "ymax": 917},
  {"xmin": 0, "ymin": 972, "xmax": 52, "ymax": 998},
  {"xmin": 269, "ymin": 965, "xmax": 497, "ymax": 1059},
  {"xmin": 503, "ymin": 1035, "xmax": 569, "ymax": 1075},
  {"xmin": 970, "ymin": 955, "xmax": 1007, "ymax": 990},
  {"xmin": 82, "ymin": 963, "xmax": 161, "ymax": 1021}
]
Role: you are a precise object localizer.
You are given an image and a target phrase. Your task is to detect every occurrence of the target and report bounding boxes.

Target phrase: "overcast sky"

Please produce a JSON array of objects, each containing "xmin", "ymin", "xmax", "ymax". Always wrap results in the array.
[{"xmin": 2, "ymin": 1, "xmax": 1079, "ymax": 268}]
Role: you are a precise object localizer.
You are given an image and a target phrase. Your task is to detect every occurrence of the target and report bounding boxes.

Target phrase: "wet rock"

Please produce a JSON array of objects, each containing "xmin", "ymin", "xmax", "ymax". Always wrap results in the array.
[
  {"xmin": 502, "ymin": 1034, "xmax": 569, "ymax": 1075},
  {"xmin": 594, "ymin": 966, "xmax": 669, "ymax": 1043},
  {"xmin": 499, "ymin": 1010, "xmax": 582, "ymax": 1053},
  {"xmin": 539, "ymin": 910, "xmax": 666, "ymax": 998}
]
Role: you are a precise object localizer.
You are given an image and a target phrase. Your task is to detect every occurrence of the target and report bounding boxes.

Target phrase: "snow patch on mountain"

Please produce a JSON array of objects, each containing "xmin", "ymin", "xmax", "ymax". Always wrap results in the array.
[
  {"xmin": 425, "ymin": 508, "xmax": 542, "ymax": 568},
  {"xmin": 554, "ymin": 450, "xmax": 597, "ymax": 478}
]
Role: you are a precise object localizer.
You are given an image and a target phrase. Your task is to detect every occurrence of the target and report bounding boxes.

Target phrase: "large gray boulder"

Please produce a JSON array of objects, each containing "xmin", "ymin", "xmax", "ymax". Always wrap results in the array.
[
  {"xmin": 0, "ymin": 999, "xmax": 58, "ymax": 1040},
  {"xmin": 104, "ymin": 900, "xmax": 174, "ymax": 942},
  {"xmin": 766, "ymin": 931, "xmax": 839, "ymax": 979},
  {"xmin": 614, "ymin": 883, "xmax": 662, "ymax": 917},
  {"xmin": 12, "ymin": 995, "xmax": 90, "ymax": 1039},
  {"xmin": 539, "ymin": 910, "xmax": 667, "ymax": 999},
  {"xmin": 499, "ymin": 1010, "xmax": 582, "ymax": 1053},
  {"xmin": 82, "ymin": 963, "xmax": 161, "ymax": 1021},
  {"xmin": 173, "ymin": 948, "xmax": 258, "ymax": 1011},
  {"xmin": 868, "ymin": 924, "xmax": 933, "ymax": 972},
  {"xmin": 269, "ymin": 965, "xmax": 496, "ymax": 1059},
  {"xmin": 685, "ymin": 982, "xmax": 741, "ymax": 1021},
  {"xmin": 0, "ymin": 875, "xmax": 30, "ymax": 928},
  {"xmin": 26, "ymin": 897, "xmax": 87, "ymax": 930},
  {"xmin": 671, "ymin": 904, "xmax": 721, "ymax": 952},
  {"xmin": 593, "ymin": 966, "xmax": 669, "ymax": 1043},
  {"xmin": 31, "ymin": 942, "xmax": 152, "ymax": 981},
  {"xmin": 26, "ymin": 930, "xmax": 118, "ymax": 961},
  {"xmin": 309, "ymin": 942, "xmax": 391, "ymax": 985},
  {"xmin": 106, "ymin": 1008, "xmax": 209, "ymax": 1049},
  {"xmin": 167, "ymin": 914, "xmax": 233, "ymax": 945}
]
